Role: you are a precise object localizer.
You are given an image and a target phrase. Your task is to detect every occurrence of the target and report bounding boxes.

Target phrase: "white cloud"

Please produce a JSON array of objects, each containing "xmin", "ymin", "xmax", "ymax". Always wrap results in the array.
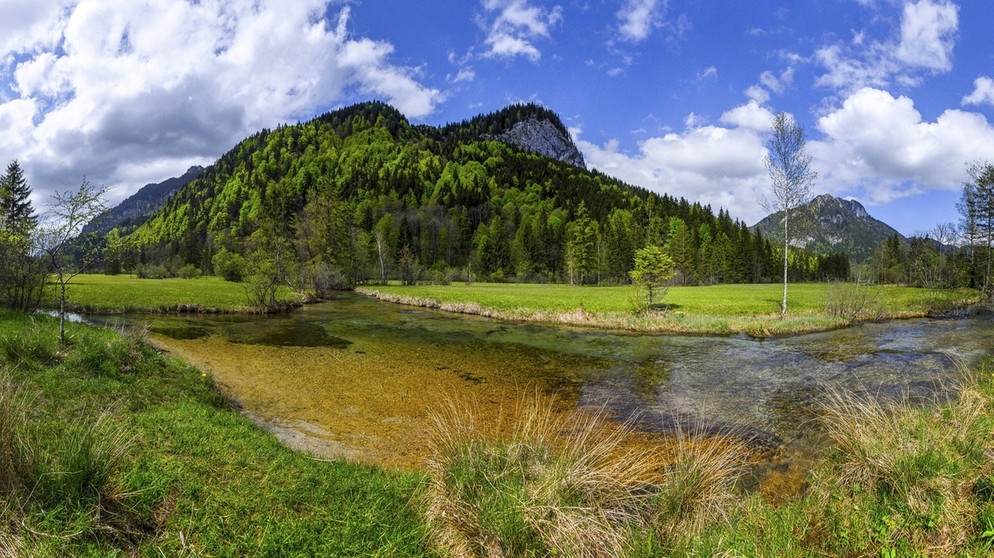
[
  {"xmin": 0, "ymin": 1, "xmax": 443, "ymax": 207},
  {"xmin": 811, "ymin": 87, "xmax": 994, "ymax": 204},
  {"xmin": 616, "ymin": 0, "xmax": 665, "ymax": 43},
  {"xmin": 697, "ymin": 66, "xmax": 718, "ymax": 81},
  {"xmin": 480, "ymin": 0, "xmax": 562, "ymax": 62},
  {"xmin": 963, "ymin": 76, "xmax": 994, "ymax": 107},
  {"xmin": 577, "ymin": 100, "xmax": 770, "ymax": 224},
  {"xmin": 719, "ymin": 100, "xmax": 776, "ymax": 132},
  {"xmin": 815, "ymin": 0, "xmax": 959, "ymax": 93},
  {"xmin": 576, "ymin": 86, "xmax": 994, "ymax": 228},
  {"xmin": 895, "ymin": 0, "xmax": 958, "ymax": 71}
]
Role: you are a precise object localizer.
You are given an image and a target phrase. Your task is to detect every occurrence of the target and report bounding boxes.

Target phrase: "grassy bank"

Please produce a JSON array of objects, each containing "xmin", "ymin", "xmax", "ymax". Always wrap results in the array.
[
  {"xmin": 3, "ymin": 311, "xmax": 994, "ymax": 555},
  {"xmin": 0, "ymin": 310, "xmax": 429, "ymax": 556},
  {"xmin": 359, "ymin": 282, "xmax": 978, "ymax": 336},
  {"xmin": 41, "ymin": 274, "xmax": 299, "ymax": 314}
]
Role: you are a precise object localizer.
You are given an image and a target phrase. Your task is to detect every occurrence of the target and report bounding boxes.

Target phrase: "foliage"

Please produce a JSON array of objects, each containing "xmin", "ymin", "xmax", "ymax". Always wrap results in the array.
[
  {"xmin": 0, "ymin": 160, "xmax": 45, "ymax": 313},
  {"xmin": 629, "ymin": 245, "xmax": 675, "ymax": 312},
  {"xmin": 117, "ymin": 102, "xmax": 847, "ymax": 291},
  {"xmin": 763, "ymin": 113, "xmax": 817, "ymax": 316},
  {"xmin": 958, "ymin": 160, "xmax": 994, "ymax": 297}
]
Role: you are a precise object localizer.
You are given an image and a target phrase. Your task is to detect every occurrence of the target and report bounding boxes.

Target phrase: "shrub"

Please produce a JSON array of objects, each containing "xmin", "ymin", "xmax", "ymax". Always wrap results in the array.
[
  {"xmin": 177, "ymin": 264, "xmax": 202, "ymax": 279},
  {"xmin": 423, "ymin": 392, "xmax": 665, "ymax": 557},
  {"xmin": 212, "ymin": 247, "xmax": 247, "ymax": 282}
]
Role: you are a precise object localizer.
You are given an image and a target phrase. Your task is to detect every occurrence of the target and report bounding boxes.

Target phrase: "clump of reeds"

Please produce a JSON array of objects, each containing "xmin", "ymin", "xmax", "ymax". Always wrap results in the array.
[
  {"xmin": 422, "ymin": 392, "xmax": 751, "ymax": 556},
  {"xmin": 809, "ymin": 379, "xmax": 992, "ymax": 555},
  {"xmin": 650, "ymin": 423, "xmax": 750, "ymax": 543}
]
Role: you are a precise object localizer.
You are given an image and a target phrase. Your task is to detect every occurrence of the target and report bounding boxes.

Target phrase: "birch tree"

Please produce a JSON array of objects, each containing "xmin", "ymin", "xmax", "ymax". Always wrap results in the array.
[{"xmin": 763, "ymin": 113, "xmax": 817, "ymax": 317}]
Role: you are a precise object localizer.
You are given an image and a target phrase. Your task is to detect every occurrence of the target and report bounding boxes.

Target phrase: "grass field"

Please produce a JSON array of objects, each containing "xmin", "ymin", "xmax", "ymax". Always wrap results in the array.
[
  {"xmin": 42, "ymin": 274, "xmax": 294, "ymax": 313},
  {"xmin": 359, "ymin": 281, "xmax": 978, "ymax": 336}
]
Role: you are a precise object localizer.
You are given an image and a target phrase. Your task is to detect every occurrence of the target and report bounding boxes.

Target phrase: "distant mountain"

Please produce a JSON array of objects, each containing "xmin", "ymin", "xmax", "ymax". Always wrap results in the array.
[
  {"xmin": 83, "ymin": 165, "xmax": 204, "ymax": 236},
  {"xmin": 753, "ymin": 194, "xmax": 904, "ymax": 263}
]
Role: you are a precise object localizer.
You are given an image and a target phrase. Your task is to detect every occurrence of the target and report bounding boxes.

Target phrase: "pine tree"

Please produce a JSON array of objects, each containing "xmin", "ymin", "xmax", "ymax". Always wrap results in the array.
[{"xmin": 0, "ymin": 160, "xmax": 36, "ymax": 233}]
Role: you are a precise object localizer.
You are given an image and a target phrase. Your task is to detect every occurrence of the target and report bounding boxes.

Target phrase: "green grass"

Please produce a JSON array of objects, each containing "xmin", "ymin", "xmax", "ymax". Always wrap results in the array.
[
  {"xmin": 4, "ymin": 286, "xmax": 994, "ymax": 555},
  {"xmin": 41, "ymin": 274, "xmax": 293, "ymax": 313},
  {"xmin": 0, "ymin": 310, "xmax": 431, "ymax": 556},
  {"xmin": 360, "ymin": 282, "xmax": 977, "ymax": 336}
]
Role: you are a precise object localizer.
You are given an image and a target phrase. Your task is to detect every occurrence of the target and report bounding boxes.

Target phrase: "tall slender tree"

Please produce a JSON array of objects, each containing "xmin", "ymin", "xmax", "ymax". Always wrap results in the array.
[
  {"xmin": 0, "ymin": 160, "xmax": 36, "ymax": 233},
  {"xmin": 958, "ymin": 160, "xmax": 994, "ymax": 296},
  {"xmin": 763, "ymin": 113, "xmax": 817, "ymax": 317},
  {"xmin": 0, "ymin": 160, "xmax": 45, "ymax": 312},
  {"xmin": 41, "ymin": 179, "xmax": 107, "ymax": 345}
]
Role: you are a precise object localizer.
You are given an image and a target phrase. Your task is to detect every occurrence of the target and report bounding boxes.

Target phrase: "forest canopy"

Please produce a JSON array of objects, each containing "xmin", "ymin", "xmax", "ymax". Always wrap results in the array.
[{"xmin": 114, "ymin": 101, "xmax": 845, "ymax": 290}]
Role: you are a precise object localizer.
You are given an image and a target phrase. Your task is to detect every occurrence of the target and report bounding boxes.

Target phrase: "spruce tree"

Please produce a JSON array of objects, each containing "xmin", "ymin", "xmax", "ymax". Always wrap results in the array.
[{"xmin": 0, "ymin": 160, "xmax": 36, "ymax": 233}]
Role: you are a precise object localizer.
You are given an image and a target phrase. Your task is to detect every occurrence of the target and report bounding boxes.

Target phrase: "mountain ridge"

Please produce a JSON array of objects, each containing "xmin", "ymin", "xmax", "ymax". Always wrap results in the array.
[{"xmin": 753, "ymin": 193, "xmax": 903, "ymax": 263}]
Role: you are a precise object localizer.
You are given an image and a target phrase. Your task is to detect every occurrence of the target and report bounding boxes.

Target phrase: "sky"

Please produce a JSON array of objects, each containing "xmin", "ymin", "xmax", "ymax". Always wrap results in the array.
[{"xmin": 2, "ymin": 0, "xmax": 993, "ymax": 236}]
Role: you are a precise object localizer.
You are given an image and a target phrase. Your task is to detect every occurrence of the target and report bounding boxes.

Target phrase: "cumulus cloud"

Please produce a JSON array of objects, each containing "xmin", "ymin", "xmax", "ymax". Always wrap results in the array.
[
  {"xmin": 616, "ymin": 0, "xmax": 665, "ymax": 43},
  {"xmin": 576, "ymin": 99, "xmax": 770, "ymax": 224},
  {"xmin": 895, "ymin": 0, "xmax": 958, "ymax": 71},
  {"xmin": 0, "ymin": 1, "xmax": 443, "ymax": 206},
  {"xmin": 479, "ymin": 0, "xmax": 562, "ymax": 62},
  {"xmin": 811, "ymin": 87, "xmax": 994, "ymax": 204},
  {"xmin": 963, "ymin": 76, "xmax": 994, "ymax": 106},
  {"xmin": 815, "ymin": 0, "xmax": 959, "ymax": 93},
  {"xmin": 577, "ymin": 85, "xmax": 994, "ymax": 227}
]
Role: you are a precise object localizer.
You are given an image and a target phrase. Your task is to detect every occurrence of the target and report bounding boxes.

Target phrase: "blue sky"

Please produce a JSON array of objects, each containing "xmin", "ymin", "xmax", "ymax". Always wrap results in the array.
[{"xmin": 2, "ymin": 0, "xmax": 993, "ymax": 236}]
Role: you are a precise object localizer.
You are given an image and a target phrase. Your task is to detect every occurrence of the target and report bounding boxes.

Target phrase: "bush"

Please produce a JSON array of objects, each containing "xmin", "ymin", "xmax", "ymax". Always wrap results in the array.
[
  {"xmin": 177, "ymin": 264, "xmax": 202, "ymax": 279},
  {"xmin": 212, "ymin": 248, "xmax": 247, "ymax": 282},
  {"xmin": 134, "ymin": 263, "xmax": 169, "ymax": 279},
  {"xmin": 423, "ymin": 393, "xmax": 662, "ymax": 557}
]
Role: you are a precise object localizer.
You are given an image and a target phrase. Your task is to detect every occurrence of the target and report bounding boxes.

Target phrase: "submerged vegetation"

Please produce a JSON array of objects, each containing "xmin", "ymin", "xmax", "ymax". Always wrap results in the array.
[{"xmin": 4, "ymin": 310, "xmax": 994, "ymax": 555}]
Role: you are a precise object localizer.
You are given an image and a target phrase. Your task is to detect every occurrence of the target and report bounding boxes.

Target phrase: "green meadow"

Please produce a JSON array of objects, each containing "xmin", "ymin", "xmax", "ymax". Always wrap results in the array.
[
  {"xmin": 43, "ymin": 274, "xmax": 296, "ymax": 314},
  {"xmin": 360, "ymin": 281, "xmax": 977, "ymax": 336}
]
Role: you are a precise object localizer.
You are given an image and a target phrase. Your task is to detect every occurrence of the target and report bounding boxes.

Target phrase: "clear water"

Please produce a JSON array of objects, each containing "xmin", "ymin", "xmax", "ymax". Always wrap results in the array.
[{"xmin": 92, "ymin": 294, "xmax": 994, "ymax": 469}]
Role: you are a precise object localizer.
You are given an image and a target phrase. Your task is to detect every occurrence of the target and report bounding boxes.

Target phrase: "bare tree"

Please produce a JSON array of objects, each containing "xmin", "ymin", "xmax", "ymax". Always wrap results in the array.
[
  {"xmin": 763, "ymin": 113, "xmax": 817, "ymax": 317},
  {"xmin": 41, "ymin": 179, "xmax": 107, "ymax": 345}
]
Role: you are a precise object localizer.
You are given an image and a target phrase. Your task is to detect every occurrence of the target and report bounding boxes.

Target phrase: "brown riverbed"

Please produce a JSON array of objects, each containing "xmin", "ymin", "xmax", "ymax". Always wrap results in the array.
[{"xmin": 148, "ymin": 326, "xmax": 603, "ymax": 470}]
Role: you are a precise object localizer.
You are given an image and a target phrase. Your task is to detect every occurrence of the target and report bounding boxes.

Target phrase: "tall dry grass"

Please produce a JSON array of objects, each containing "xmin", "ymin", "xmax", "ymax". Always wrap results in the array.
[
  {"xmin": 422, "ymin": 391, "xmax": 751, "ymax": 557},
  {"xmin": 809, "ymin": 379, "xmax": 992, "ymax": 555}
]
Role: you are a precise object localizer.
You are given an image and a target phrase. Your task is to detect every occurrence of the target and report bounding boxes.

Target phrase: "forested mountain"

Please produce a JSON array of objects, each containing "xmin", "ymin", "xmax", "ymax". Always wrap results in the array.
[
  {"xmin": 82, "ymin": 165, "xmax": 204, "ymax": 237},
  {"xmin": 753, "ymin": 194, "xmax": 903, "ymax": 263},
  {"xmin": 116, "ymin": 101, "xmax": 847, "ymax": 288}
]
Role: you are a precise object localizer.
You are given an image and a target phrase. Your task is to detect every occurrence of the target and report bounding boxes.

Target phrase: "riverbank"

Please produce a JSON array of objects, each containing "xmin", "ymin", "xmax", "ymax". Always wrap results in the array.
[
  {"xmin": 4, "ymin": 308, "xmax": 994, "ymax": 555},
  {"xmin": 357, "ymin": 282, "xmax": 978, "ymax": 337}
]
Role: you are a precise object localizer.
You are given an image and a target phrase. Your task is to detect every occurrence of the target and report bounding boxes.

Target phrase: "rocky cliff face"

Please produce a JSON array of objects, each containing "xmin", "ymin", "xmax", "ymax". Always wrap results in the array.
[
  {"xmin": 753, "ymin": 193, "xmax": 903, "ymax": 262},
  {"xmin": 83, "ymin": 165, "xmax": 204, "ymax": 236},
  {"xmin": 487, "ymin": 117, "xmax": 586, "ymax": 169}
]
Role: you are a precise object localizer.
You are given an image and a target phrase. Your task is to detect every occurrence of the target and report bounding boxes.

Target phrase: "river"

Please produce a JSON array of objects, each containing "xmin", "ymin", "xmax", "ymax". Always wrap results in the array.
[{"xmin": 92, "ymin": 293, "xmax": 993, "ymax": 471}]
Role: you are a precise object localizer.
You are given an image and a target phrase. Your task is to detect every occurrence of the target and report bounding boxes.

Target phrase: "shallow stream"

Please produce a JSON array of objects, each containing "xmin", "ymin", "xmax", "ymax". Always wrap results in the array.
[{"xmin": 94, "ymin": 294, "xmax": 994, "ymax": 471}]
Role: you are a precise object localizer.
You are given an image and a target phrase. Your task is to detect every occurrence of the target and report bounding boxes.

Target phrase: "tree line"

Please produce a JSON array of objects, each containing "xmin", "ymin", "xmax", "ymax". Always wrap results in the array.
[{"xmin": 109, "ymin": 102, "xmax": 847, "ymax": 295}]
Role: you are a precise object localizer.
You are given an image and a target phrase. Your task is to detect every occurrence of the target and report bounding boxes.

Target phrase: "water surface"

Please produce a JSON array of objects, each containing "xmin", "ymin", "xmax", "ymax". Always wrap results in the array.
[{"xmin": 97, "ymin": 294, "xmax": 993, "ymax": 470}]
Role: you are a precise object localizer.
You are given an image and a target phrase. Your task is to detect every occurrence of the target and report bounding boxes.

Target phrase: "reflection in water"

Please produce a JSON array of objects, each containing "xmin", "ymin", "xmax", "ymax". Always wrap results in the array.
[{"xmin": 95, "ymin": 294, "xmax": 993, "ymax": 470}]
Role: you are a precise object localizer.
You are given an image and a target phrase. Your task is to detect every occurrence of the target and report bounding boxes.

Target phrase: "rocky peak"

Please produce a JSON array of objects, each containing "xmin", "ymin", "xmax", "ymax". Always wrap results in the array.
[
  {"xmin": 753, "ymin": 193, "xmax": 904, "ymax": 262},
  {"xmin": 487, "ymin": 116, "xmax": 586, "ymax": 169}
]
